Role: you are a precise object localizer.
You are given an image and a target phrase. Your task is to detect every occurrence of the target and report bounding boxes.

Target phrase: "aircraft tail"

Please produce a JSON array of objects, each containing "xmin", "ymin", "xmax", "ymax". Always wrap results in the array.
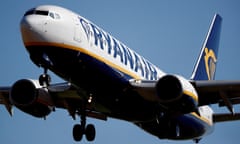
[{"xmin": 191, "ymin": 14, "xmax": 222, "ymax": 80}]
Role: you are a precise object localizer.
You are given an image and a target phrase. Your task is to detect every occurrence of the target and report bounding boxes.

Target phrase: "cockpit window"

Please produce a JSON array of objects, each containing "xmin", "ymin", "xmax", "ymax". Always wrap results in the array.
[
  {"xmin": 24, "ymin": 9, "xmax": 61, "ymax": 19},
  {"xmin": 54, "ymin": 13, "xmax": 61, "ymax": 19},
  {"xmin": 35, "ymin": 10, "xmax": 49, "ymax": 16},
  {"xmin": 49, "ymin": 12, "xmax": 61, "ymax": 19},
  {"xmin": 49, "ymin": 12, "xmax": 55, "ymax": 19},
  {"xmin": 24, "ymin": 9, "xmax": 49, "ymax": 16},
  {"xmin": 24, "ymin": 9, "xmax": 35, "ymax": 16}
]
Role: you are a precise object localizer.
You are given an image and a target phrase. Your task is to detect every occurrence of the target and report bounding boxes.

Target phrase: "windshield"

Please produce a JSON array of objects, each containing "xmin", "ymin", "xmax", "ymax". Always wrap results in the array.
[{"xmin": 24, "ymin": 9, "xmax": 61, "ymax": 19}]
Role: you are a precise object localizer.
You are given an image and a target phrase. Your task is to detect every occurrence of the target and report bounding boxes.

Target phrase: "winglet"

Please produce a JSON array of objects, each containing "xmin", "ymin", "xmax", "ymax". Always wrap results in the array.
[{"xmin": 191, "ymin": 14, "xmax": 222, "ymax": 80}]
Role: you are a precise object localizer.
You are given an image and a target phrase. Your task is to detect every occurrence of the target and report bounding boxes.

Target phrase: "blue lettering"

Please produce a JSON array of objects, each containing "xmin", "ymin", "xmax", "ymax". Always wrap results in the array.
[
  {"xmin": 79, "ymin": 17, "xmax": 159, "ymax": 80},
  {"xmin": 101, "ymin": 31, "xmax": 113, "ymax": 55},
  {"xmin": 133, "ymin": 52, "xmax": 144, "ymax": 76},
  {"xmin": 90, "ymin": 23, "xmax": 104, "ymax": 50},
  {"xmin": 79, "ymin": 17, "xmax": 90, "ymax": 40},
  {"xmin": 112, "ymin": 38, "xmax": 124, "ymax": 63},
  {"xmin": 148, "ymin": 64, "xmax": 158, "ymax": 80},
  {"xmin": 141, "ymin": 58, "xmax": 150, "ymax": 79},
  {"xmin": 120, "ymin": 43, "xmax": 134, "ymax": 70}
]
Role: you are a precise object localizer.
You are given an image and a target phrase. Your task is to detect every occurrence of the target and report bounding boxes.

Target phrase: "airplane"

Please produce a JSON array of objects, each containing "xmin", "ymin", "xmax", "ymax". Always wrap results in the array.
[{"xmin": 1, "ymin": 5, "xmax": 240, "ymax": 143}]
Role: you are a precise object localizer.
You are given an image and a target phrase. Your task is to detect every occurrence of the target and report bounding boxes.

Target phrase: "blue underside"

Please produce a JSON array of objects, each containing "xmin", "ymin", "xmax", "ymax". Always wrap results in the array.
[{"xmin": 26, "ymin": 45, "xmax": 212, "ymax": 140}]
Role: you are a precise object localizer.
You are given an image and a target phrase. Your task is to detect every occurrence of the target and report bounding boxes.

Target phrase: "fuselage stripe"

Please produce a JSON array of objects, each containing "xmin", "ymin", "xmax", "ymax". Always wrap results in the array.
[
  {"xmin": 183, "ymin": 90, "xmax": 198, "ymax": 102},
  {"xmin": 25, "ymin": 42, "xmax": 142, "ymax": 80}
]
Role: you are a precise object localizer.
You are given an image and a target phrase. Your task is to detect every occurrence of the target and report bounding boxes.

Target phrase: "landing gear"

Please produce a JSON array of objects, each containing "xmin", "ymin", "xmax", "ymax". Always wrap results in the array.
[
  {"xmin": 72, "ymin": 102, "xmax": 96, "ymax": 142},
  {"xmin": 85, "ymin": 124, "xmax": 96, "ymax": 141},
  {"xmin": 73, "ymin": 123, "xmax": 96, "ymax": 142},
  {"xmin": 73, "ymin": 124, "xmax": 84, "ymax": 141},
  {"xmin": 39, "ymin": 68, "xmax": 51, "ymax": 87}
]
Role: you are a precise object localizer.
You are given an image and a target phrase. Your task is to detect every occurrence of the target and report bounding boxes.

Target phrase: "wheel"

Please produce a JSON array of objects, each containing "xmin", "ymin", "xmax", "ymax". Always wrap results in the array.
[
  {"xmin": 85, "ymin": 124, "xmax": 96, "ymax": 141},
  {"xmin": 39, "ymin": 73, "xmax": 51, "ymax": 86},
  {"xmin": 73, "ymin": 124, "xmax": 84, "ymax": 141}
]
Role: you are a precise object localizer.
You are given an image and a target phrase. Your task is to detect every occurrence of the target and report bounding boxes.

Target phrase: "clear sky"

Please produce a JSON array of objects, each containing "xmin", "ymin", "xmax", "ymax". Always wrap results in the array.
[{"xmin": 1, "ymin": 0, "xmax": 240, "ymax": 144}]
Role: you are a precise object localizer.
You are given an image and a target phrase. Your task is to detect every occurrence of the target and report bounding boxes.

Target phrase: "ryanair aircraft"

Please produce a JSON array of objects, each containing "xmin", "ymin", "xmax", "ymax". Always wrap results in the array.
[{"xmin": 1, "ymin": 5, "xmax": 240, "ymax": 143}]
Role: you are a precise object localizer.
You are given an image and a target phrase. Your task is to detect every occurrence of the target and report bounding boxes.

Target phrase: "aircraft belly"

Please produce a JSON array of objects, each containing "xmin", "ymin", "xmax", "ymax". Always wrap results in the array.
[
  {"xmin": 136, "ymin": 113, "xmax": 212, "ymax": 140},
  {"xmin": 26, "ymin": 45, "xmax": 157, "ymax": 122}
]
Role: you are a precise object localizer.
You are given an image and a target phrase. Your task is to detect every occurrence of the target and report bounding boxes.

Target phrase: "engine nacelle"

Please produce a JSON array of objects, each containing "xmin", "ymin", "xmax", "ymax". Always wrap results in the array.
[
  {"xmin": 156, "ymin": 75, "xmax": 199, "ymax": 114},
  {"xmin": 10, "ymin": 79, "xmax": 53, "ymax": 118},
  {"xmin": 156, "ymin": 75, "xmax": 183, "ymax": 103}
]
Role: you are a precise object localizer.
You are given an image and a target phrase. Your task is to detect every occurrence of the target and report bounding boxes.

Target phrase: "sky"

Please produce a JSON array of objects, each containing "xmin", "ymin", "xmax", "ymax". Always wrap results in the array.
[{"xmin": 1, "ymin": 0, "xmax": 240, "ymax": 144}]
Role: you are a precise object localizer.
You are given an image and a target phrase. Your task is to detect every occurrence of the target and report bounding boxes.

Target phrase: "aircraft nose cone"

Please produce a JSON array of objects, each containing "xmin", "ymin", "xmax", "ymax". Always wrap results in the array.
[{"xmin": 20, "ymin": 16, "xmax": 45, "ymax": 44}]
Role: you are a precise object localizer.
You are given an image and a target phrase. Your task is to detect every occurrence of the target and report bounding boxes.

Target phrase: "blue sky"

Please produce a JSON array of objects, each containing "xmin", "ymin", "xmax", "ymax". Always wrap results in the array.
[{"xmin": 1, "ymin": 0, "xmax": 240, "ymax": 144}]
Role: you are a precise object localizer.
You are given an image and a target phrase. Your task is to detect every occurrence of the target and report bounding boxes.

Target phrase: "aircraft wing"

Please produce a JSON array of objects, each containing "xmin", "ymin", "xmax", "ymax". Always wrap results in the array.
[
  {"xmin": 192, "ymin": 80, "xmax": 240, "ymax": 123},
  {"xmin": 192, "ymin": 80, "xmax": 240, "ymax": 108},
  {"xmin": 130, "ymin": 79, "xmax": 240, "ymax": 123},
  {"xmin": 130, "ymin": 79, "xmax": 240, "ymax": 107},
  {"xmin": 0, "ymin": 82, "xmax": 107, "ymax": 120}
]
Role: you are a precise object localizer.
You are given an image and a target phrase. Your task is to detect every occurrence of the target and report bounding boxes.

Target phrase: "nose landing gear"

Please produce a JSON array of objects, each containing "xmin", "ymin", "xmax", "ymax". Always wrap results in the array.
[{"xmin": 39, "ymin": 68, "xmax": 51, "ymax": 87}]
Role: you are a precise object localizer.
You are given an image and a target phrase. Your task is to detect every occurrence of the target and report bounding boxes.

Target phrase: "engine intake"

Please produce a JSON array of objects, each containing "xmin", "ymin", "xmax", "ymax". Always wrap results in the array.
[
  {"xmin": 10, "ymin": 79, "xmax": 53, "ymax": 118},
  {"xmin": 10, "ymin": 79, "xmax": 38, "ymax": 106},
  {"xmin": 156, "ymin": 75, "xmax": 183, "ymax": 103}
]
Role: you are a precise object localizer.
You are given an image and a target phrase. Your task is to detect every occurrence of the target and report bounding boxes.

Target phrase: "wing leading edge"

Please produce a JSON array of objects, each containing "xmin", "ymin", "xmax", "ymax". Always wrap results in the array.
[{"xmin": 0, "ymin": 81, "xmax": 107, "ymax": 121}]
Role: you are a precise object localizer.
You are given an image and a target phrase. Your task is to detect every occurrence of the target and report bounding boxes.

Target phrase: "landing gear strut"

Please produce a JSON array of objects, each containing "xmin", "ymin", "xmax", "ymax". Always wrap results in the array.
[
  {"xmin": 72, "ymin": 103, "xmax": 96, "ymax": 142},
  {"xmin": 39, "ymin": 68, "xmax": 51, "ymax": 87}
]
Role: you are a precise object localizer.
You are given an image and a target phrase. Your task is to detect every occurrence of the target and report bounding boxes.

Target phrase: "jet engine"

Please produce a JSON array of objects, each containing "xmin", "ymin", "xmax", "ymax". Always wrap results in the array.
[
  {"xmin": 156, "ymin": 75, "xmax": 198, "ymax": 114},
  {"xmin": 10, "ymin": 79, "xmax": 53, "ymax": 118},
  {"xmin": 156, "ymin": 75, "xmax": 183, "ymax": 103}
]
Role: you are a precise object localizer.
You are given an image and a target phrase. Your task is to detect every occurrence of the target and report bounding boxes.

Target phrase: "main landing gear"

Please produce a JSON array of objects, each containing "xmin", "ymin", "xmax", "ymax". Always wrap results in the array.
[
  {"xmin": 72, "ymin": 115, "xmax": 96, "ymax": 141},
  {"xmin": 73, "ymin": 99, "xmax": 96, "ymax": 142}
]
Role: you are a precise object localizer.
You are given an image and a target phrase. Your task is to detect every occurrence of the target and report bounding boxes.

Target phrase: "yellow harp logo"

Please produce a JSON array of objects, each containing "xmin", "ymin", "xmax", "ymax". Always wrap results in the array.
[{"xmin": 204, "ymin": 48, "xmax": 217, "ymax": 80}]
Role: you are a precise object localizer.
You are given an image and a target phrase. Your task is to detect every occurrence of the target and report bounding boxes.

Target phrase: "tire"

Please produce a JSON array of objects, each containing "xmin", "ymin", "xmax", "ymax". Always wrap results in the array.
[
  {"xmin": 85, "ymin": 124, "xmax": 96, "ymax": 141},
  {"xmin": 39, "ymin": 74, "xmax": 51, "ymax": 86},
  {"xmin": 73, "ymin": 124, "xmax": 84, "ymax": 141}
]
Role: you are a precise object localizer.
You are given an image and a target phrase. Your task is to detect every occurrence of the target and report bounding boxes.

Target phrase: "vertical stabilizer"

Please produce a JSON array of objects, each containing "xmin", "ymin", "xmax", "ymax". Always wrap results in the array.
[{"xmin": 191, "ymin": 14, "xmax": 222, "ymax": 80}]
